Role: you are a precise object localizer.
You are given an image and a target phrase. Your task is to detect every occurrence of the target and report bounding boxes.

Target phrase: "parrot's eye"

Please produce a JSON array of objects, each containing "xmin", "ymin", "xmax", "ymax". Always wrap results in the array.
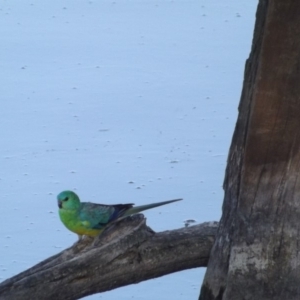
[{"xmin": 64, "ymin": 197, "xmax": 69, "ymax": 201}]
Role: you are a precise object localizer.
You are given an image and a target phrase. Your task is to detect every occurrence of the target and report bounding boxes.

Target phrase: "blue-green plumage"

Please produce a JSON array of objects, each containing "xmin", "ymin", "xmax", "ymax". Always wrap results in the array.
[
  {"xmin": 57, "ymin": 190, "xmax": 182, "ymax": 237},
  {"xmin": 79, "ymin": 202, "xmax": 133, "ymax": 229}
]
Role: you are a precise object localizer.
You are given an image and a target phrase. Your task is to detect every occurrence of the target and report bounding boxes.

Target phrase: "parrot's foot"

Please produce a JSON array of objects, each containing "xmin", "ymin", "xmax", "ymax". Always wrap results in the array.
[{"xmin": 72, "ymin": 235, "xmax": 93, "ymax": 249}]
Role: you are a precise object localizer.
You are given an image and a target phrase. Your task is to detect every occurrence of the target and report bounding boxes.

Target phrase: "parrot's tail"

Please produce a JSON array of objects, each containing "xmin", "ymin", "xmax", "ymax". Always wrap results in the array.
[{"xmin": 123, "ymin": 198, "xmax": 182, "ymax": 216}]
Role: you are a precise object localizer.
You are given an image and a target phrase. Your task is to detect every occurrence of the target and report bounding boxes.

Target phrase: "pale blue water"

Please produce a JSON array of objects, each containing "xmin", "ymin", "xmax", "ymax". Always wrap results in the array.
[{"xmin": 0, "ymin": 0, "xmax": 257, "ymax": 299}]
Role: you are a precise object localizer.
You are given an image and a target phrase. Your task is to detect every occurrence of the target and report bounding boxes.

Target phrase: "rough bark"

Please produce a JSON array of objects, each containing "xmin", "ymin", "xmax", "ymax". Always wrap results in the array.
[
  {"xmin": 0, "ymin": 215, "xmax": 217, "ymax": 300},
  {"xmin": 200, "ymin": 1, "xmax": 300, "ymax": 299}
]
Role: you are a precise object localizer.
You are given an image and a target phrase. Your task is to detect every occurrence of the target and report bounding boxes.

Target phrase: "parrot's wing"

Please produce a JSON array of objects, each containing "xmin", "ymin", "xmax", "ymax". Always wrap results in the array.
[{"xmin": 79, "ymin": 202, "xmax": 134, "ymax": 229}]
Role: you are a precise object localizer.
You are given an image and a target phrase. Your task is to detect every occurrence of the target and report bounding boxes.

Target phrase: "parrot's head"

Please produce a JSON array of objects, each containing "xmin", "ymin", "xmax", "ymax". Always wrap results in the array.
[{"xmin": 57, "ymin": 190, "xmax": 80, "ymax": 211}]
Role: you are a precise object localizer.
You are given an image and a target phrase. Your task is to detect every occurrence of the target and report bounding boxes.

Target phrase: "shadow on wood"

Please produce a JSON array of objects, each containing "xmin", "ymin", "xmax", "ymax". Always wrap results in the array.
[{"xmin": 0, "ymin": 215, "xmax": 218, "ymax": 300}]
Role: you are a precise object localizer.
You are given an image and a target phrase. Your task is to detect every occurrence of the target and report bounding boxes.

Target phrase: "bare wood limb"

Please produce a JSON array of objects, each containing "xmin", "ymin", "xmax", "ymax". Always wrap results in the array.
[{"xmin": 0, "ymin": 215, "xmax": 218, "ymax": 300}]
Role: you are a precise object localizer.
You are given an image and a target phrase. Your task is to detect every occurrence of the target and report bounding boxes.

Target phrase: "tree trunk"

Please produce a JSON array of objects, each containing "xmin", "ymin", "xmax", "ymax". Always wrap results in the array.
[
  {"xmin": 0, "ymin": 215, "xmax": 217, "ymax": 300},
  {"xmin": 200, "ymin": 1, "xmax": 300, "ymax": 299}
]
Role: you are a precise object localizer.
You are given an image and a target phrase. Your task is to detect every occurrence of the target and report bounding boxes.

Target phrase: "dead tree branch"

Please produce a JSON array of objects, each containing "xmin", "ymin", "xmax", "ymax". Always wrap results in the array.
[{"xmin": 0, "ymin": 215, "xmax": 218, "ymax": 300}]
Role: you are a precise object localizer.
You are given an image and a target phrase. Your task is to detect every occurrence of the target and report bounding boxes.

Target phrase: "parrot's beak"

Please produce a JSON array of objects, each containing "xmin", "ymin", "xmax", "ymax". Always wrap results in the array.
[{"xmin": 58, "ymin": 199, "xmax": 62, "ymax": 209}]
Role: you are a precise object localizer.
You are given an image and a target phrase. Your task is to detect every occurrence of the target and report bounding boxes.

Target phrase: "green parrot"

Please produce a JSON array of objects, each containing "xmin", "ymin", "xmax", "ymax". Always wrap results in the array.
[{"xmin": 57, "ymin": 190, "xmax": 182, "ymax": 238}]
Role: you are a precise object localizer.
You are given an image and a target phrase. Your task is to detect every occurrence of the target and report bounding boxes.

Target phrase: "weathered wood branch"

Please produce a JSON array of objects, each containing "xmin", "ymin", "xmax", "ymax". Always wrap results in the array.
[{"xmin": 0, "ymin": 215, "xmax": 218, "ymax": 300}]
